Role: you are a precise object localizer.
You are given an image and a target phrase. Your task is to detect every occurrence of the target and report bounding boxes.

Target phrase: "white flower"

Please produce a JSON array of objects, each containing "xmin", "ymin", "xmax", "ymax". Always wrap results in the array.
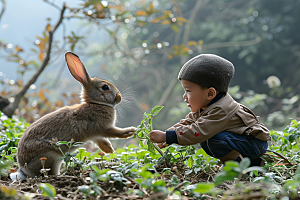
[{"xmin": 267, "ymin": 76, "xmax": 281, "ymax": 88}]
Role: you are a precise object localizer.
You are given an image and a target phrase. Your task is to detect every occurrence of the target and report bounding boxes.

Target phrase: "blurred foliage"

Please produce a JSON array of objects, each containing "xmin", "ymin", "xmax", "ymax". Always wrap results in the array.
[
  {"xmin": 0, "ymin": 0, "xmax": 299, "ymax": 133},
  {"xmin": 0, "ymin": 111, "xmax": 29, "ymax": 161}
]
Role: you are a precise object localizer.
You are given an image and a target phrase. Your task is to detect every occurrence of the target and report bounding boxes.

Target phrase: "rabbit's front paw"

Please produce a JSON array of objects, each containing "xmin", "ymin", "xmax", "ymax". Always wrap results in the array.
[{"xmin": 121, "ymin": 127, "xmax": 137, "ymax": 138}]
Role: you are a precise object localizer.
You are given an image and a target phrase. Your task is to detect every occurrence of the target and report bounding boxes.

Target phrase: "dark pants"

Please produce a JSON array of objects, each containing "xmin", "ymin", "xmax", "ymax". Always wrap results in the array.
[{"xmin": 200, "ymin": 131, "xmax": 268, "ymax": 166}]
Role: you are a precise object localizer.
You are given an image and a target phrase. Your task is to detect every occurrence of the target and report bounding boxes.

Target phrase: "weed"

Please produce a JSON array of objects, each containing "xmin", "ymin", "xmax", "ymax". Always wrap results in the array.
[{"xmin": 54, "ymin": 139, "xmax": 84, "ymax": 172}]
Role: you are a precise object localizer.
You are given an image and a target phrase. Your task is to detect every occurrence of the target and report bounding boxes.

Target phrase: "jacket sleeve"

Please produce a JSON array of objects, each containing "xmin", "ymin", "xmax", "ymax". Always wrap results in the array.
[{"xmin": 175, "ymin": 107, "xmax": 229, "ymax": 145}]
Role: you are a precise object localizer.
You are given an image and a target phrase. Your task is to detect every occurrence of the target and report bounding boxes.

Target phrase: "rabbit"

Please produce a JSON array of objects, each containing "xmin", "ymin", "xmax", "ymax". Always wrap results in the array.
[{"xmin": 10, "ymin": 52, "xmax": 137, "ymax": 181}]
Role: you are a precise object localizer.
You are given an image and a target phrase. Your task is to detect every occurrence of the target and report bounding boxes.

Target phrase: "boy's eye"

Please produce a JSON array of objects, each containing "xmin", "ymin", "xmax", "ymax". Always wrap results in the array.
[{"xmin": 102, "ymin": 85, "xmax": 109, "ymax": 91}]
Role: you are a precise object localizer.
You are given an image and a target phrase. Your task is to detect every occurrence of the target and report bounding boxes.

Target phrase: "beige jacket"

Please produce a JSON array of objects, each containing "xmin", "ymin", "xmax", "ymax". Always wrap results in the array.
[{"xmin": 168, "ymin": 93, "xmax": 270, "ymax": 145}]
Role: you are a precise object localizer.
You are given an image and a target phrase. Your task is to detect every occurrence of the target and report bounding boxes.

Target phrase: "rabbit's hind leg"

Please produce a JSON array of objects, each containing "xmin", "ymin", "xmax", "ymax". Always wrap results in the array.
[
  {"xmin": 26, "ymin": 152, "xmax": 62, "ymax": 177},
  {"xmin": 42, "ymin": 152, "xmax": 63, "ymax": 175},
  {"xmin": 94, "ymin": 137, "xmax": 114, "ymax": 153},
  {"xmin": 25, "ymin": 157, "xmax": 44, "ymax": 178}
]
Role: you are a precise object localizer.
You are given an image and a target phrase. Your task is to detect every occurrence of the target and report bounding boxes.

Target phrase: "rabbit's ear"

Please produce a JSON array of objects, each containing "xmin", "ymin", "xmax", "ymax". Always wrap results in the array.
[{"xmin": 65, "ymin": 52, "xmax": 91, "ymax": 86}]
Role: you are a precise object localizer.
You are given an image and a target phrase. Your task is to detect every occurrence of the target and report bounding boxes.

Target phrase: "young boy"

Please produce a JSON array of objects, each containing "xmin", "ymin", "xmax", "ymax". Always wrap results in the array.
[{"xmin": 149, "ymin": 54, "xmax": 270, "ymax": 166}]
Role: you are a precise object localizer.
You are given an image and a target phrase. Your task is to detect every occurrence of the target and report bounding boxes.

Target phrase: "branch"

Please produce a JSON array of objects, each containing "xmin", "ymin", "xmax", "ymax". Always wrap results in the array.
[
  {"xmin": 2, "ymin": 3, "xmax": 67, "ymax": 117},
  {"xmin": 201, "ymin": 34, "xmax": 261, "ymax": 50},
  {"xmin": 156, "ymin": 0, "xmax": 205, "ymax": 106},
  {"xmin": 0, "ymin": 0, "xmax": 5, "ymax": 25},
  {"xmin": 265, "ymin": 149, "xmax": 293, "ymax": 166}
]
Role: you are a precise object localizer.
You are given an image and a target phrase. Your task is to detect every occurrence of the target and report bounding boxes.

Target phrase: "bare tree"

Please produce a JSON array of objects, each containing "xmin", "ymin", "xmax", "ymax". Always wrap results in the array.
[{"xmin": 1, "ymin": 3, "xmax": 66, "ymax": 118}]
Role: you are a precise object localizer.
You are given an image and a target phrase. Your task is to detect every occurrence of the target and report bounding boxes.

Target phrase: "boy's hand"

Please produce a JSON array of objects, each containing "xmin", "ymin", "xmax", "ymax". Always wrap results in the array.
[
  {"xmin": 157, "ymin": 142, "xmax": 168, "ymax": 149},
  {"xmin": 149, "ymin": 130, "xmax": 166, "ymax": 143}
]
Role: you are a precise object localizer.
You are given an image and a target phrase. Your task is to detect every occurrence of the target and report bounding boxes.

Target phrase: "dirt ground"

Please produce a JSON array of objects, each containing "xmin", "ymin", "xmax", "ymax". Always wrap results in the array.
[{"xmin": 0, "ymin": 165, "xmax": 221, "ymax": 200}]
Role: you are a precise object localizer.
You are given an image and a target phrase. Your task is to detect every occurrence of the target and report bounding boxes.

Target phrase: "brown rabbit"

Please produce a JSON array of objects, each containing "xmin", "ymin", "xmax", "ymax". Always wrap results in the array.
[{"xmin": 10, "ymin": 52, "xmax": 137, "ymax": 181}]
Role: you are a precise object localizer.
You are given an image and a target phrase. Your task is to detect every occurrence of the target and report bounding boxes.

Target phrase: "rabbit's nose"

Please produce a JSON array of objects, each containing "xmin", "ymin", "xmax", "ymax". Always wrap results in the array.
[{"xmin": 115, "ymin": 92, "xmax": 121, "ymax": 104}]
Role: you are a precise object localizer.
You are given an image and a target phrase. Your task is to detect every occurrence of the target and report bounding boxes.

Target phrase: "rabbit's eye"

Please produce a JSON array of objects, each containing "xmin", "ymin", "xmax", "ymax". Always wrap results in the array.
[{"xmin": 102, "ymin": 85, "xmax": 109, "ymax": 91}]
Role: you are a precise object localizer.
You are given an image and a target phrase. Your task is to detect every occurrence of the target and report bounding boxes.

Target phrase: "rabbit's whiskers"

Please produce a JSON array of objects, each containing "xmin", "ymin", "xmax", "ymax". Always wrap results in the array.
[{"xmin": 115, "ymin": 85, "xmax": 136, "ymax": 118}]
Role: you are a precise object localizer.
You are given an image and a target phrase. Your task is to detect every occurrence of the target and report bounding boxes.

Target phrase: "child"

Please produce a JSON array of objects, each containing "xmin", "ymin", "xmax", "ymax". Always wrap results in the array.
[{"xmin": 149, "ymin": 54, "xmax": 270, "ymax": 166}]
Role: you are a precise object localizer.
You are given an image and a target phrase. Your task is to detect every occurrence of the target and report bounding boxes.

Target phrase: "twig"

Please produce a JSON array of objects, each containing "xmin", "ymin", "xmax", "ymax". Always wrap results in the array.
[
  {"xmin": 0, "ymin": 0, "xmax": 5, "ymax": 25},
  {"xmin": 201, "ymin": 34, "xmax": 261, "ymax": 50},
  {"xmin": 156, "ymin": 0, "xmax": 205, "ymax": 106},
  {"xmin": 207, "ymin": 175, "xmax": 212, "ymax": 183},
  {"xmin": 266, "ymin": 149, "xmax": 293, "ymax": 166},
  {"xmin": 57, "ymin": 175, "xmax": 87, "ymax": 184},
  {"xmin": 273, "ymin": 166, "xmax": 284, "ymax": 180},
  {"xmin": 170, "ymin": 181, "xmax": 188, "ymax": 195},
  {"xmin": 24, "ymin": 163, "xmax": 31, "ymax": 178},
  {"xmin": 190, "ymin": 173, "xmax": 200, "ymax": 184},
  {"xmin": 124, "ymin": 175, "xmax": 149, "ymax": 196}
]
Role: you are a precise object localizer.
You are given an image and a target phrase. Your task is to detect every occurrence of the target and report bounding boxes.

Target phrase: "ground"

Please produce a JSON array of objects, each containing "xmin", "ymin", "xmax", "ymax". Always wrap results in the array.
[{"xmin": 0, "ymin": 163, "xmax": 225, "ymax": 200}]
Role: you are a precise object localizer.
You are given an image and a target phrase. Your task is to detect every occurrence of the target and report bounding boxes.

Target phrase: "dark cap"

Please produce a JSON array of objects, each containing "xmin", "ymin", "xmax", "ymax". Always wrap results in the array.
[{"xmin": 178, "ymin": 54, "xmax": 234, "ymax": 92}]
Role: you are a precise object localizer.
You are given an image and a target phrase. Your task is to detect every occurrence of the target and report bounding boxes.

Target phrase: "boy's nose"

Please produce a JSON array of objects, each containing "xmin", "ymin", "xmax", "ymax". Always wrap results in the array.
[{"xmin": 183, "ymin": 93, "xmax": 188, "ymax": 101}]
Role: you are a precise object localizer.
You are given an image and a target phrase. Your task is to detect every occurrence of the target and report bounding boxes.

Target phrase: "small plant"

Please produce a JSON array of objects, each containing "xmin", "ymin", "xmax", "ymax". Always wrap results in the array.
[
  {"xmin": 78, "ymin": 166, "xmax": 108, "ymax": 197},
  {"xmin": 0, "ymin": 158, "xmax": 12, "ymax": 177},
  {"xmin": 39, "ymin": 183, "xmax": 56, "ymax": 199},
  {"xmin": 54, "ymin": 139, "xmax": 83, "ymax": 172},
  {"xmin": 282, "ymin": 165, "xmax": 300, "ymax": 198},
  {"xmin": 279, "ymin": 119, "xmax": 300, "ymax": 152},
  {"xmin": 214, "ymin": 157, "xmax": 265, "ymax": 185},
  {"xmin": 0, "ymin": 111, "xmax": 29, "ymax": 154},
  {"xmin": 131, "ymin": 163, "xmax": 167, "ymax": 195},
  {"xmin": 135, "ymin": 106, "xmax": 164, "ymax": 156},
  {"xmin": 78, "ymin": 165, "xmax": 130, "ymax": 197}
]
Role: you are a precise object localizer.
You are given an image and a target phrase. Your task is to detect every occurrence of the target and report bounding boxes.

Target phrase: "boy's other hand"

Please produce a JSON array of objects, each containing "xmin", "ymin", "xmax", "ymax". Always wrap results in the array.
[
  {"xmin": 157, "ymin": 142, "xmax": 168, "ymax": 149},
  {"xmin": 149, "ymin": 130, "xmax": 166, "ymax": 143}
]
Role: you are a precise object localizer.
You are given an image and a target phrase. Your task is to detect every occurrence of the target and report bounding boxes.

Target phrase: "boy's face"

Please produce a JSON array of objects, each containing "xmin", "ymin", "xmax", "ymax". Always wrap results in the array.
[{"xmin": 181, "ymin": 79, "xmax": 211, "ymax": 112}]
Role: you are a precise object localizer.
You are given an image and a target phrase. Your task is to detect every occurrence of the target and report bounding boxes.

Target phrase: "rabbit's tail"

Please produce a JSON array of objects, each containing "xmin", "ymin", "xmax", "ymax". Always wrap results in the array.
[{"xmin": 10, "ymin": 168, "xmax": 27, "ymax": 181}]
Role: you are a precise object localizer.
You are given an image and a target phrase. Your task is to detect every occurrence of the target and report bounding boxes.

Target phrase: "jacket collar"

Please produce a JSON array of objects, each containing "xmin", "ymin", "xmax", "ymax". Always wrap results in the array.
[{"xmin": 198, "ymin": 92, "xmax": 226, "ymax": 115}]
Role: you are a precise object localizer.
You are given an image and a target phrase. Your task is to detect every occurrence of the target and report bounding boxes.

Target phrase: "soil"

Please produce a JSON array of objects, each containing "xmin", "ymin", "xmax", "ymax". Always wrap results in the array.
[{"xmin": 0, "ymin": 164, "xmax": 223, "ymax": 200}]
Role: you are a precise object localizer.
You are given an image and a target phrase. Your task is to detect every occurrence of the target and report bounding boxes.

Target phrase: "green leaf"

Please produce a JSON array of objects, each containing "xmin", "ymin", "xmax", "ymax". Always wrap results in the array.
[
  {"xmin": 171, "ymin": 24, "xmax": 179, "ymax": 32},
  {"xmin": 185, "ymin": 169, "xmax": 193, "ymax": 175},
  {"xmin": 187, "ymin": 156, "xmax": 194, "ymax": 169},
  {"xmin": 135, "ymin": 178, "xmax": 143, "ymax": 184},
  {"xmin": 108, "ymin": 153, "xmax": 117, "ymax": 160},
  {"xmin": 153, "ymin": 180, "xmax": 166, "ymax": 186},
  {"xmin": 147, "ymin": 140, "xmax": 155, "ymax": 154},
  {"xmin": 169, "ymin": 175, "xmax": 180, "ymax": 185},
  {"xmin": 78, "ymin": 185, "xmax": 91, "ymax": 196},
  {"xmin": 39, "ymin": 183, "xmax": 56, "ymax": 198},
  {"xmin": 93, "ymin": 185, "xmax": 105, "ymax": 196},
  {"xmin": 193, "ymin": 183, "xmax": 215, "ymax": 193},
  {"xmin": 150, "ymin": 106, "xmax": 164, "ymax": 116},
  {"xmin": 137, "ymin": 149, "xmax": 148, "ymax": 160},
  {"xmin": 239, "ymin": 157, "xmax": 251, "ymax": 170},
  {"xmin": 91, "ymin": 166, "xmax": 110, "ymax": 176},
  {"xmin": 72, "ymin": 142, "xmax": 84, "ymax": 147},
  {"xmin": 76, "ymin": 148, "xmax": 90, "ymax": 161},
  {"xmin": 56, "ymin": 141, "xmax": 68, "ymax": 146},
  {"xmin": 57, "ymin": 157, "xmax": 65, "ymax": 160},
  {"xmin": 242, "ymin": 166, "xmax": 265, "ymax": 174}
]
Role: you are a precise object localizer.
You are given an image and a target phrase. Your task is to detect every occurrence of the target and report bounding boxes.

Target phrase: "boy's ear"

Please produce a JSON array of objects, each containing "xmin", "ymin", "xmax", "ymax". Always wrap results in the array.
[{"xmin": 207, "ymin": 87, "xmax": 217, "ymax": 100}]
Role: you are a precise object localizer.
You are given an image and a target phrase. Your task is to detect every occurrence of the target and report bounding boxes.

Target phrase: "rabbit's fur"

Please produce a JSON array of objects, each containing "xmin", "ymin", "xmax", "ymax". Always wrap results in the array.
[{"xmin": 10, "ymin": 52, "xmax": 137, "ymax": 181}]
